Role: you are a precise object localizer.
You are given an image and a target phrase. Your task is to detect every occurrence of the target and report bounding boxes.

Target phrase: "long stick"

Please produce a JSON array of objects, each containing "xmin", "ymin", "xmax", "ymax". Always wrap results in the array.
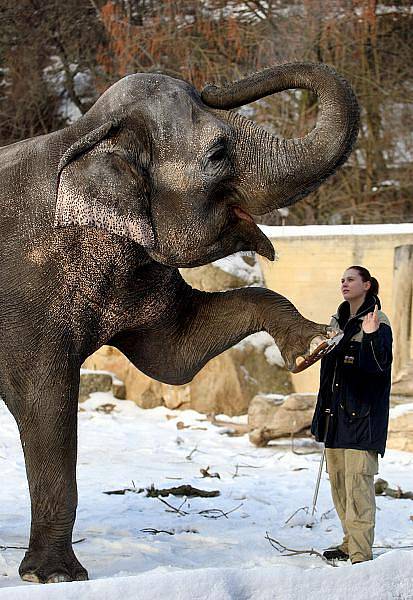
[
  {"xmin": 311, "ymin": 447, "xmax": 326, "ymax": 518},
  {"xmin": 307, "ymin": 410, "xmax": 331, "ymax": 526}
]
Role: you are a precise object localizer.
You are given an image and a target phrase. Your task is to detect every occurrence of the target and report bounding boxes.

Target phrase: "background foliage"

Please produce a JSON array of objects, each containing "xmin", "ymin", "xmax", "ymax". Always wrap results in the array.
[{"xmin": 0, "ymin": 0, "xmax": 412, "ymax": 224}]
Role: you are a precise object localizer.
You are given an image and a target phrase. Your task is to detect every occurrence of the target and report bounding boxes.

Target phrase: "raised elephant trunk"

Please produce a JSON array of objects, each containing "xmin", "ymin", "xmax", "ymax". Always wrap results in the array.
[{"xmin": 201, "ymin": 63, "xmax": 359, "ymax": 215}]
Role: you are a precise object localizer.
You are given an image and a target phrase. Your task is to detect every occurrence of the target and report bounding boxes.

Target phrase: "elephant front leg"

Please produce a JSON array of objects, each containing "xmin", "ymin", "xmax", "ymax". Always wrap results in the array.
[
  {"xmin": 112, "ymin": 286, "xmax": 329, "ymax": 384},
  {"xmin": 16, "ymin": 376, "xmax": 88, "ymax": 584}
]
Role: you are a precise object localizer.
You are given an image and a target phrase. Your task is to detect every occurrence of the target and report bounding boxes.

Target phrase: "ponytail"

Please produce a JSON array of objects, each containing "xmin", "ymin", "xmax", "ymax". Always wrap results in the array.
[{"xmin": 348, "ymin": 265, "xmax": 379, "ymax": 297}]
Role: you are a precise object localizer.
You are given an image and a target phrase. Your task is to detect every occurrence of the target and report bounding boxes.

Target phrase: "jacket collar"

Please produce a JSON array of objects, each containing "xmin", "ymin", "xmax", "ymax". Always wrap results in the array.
[{"xmin": 334, "ymin": 295, "xmax": 381, "ymax": 330}]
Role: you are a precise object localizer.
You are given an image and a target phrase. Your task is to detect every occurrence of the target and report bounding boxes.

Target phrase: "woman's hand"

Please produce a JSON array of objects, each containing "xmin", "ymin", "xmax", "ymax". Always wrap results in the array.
[{"xmin": 362, "ymin": 305, "xmax": 379, "ymax": 334}]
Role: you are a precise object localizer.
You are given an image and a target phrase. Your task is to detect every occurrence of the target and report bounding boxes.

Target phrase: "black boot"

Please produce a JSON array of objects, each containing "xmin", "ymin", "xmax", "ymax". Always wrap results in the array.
[{"xmin": 322, "ymin": 548, "xmax": 349, "ymax": 561}]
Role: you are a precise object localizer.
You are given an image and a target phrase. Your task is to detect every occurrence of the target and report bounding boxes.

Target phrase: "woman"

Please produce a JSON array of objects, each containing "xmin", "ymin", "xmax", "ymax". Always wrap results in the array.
[{"xmin": 311, "ymin": 266, "xmax": 393, "ymax": 565}]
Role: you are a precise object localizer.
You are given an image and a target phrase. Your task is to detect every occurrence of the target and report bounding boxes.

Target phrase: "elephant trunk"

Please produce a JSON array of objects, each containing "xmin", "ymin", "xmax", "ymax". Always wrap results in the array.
[{"xmin": 201, "ymin": 63, "xmax": 359, "ymax": 215}]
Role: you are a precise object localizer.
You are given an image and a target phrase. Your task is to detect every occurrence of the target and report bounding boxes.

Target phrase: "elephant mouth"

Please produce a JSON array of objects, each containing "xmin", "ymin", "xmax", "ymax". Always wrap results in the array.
[{"xmin": 229, "ymin": 204, "xmax": 275, "ymax": 261}]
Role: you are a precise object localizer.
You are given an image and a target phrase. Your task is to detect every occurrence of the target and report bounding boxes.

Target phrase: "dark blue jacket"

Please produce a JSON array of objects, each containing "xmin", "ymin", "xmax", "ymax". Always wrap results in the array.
[{"xmin": 311, "ymin": 296, "xmax": 392, "ymax": 456}]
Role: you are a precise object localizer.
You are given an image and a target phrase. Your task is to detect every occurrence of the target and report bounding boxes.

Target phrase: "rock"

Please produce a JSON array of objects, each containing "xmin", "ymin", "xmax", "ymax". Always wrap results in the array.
[
  {"xmin": 83, "ymin": 345, "xmax": 164, "ymax": 409},
  {"xmin": 387, "ymin": 403, "xmax": 413, "ymax": 452},
  {"xmin": 82, "ymin": 336, "xmax": 292, "ymax": 416},
  {"xmin": 179, "ymin": 263, "xmax": 246, "ymax": 291},
  {"xmin": 79, "ymin": 370, "xmax": 113, "ymax": 403},
  {"xmin": 179, "ymin": 252, "xmax": 264, "ymax": 291},
  {"xmin": 140, "ymin": 385, "xmax": 165, "ymax": 409},
  {"xmin": 112, "ymin": 377, "xmax": 127, "ymax": 400},
  {"xmin": 248, "ymin": 392, "xmax": 317, "ymax": 446},
  {"xmin": 391, "ymin": 362, "xmax": 413, "ymax": 397}
]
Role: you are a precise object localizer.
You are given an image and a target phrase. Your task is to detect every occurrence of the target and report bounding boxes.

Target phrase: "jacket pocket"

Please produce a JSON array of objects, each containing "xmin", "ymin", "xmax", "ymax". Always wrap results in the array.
[{"xmin": 339, "ymin": 408, "xmax": 372, "ymax": 446}]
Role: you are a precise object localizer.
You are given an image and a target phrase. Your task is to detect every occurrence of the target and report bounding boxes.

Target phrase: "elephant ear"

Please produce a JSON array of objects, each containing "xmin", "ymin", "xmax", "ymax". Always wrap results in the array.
[{"xmin": 55, "ymin": 122, "xmax": 155, "ymax": 248}]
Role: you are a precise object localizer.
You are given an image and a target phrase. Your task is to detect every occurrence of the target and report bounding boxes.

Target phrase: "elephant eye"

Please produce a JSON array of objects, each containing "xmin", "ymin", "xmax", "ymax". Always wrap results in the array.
[{"xmin": 208, "ymin": 142, "xmax": 226, "ymax": 162}]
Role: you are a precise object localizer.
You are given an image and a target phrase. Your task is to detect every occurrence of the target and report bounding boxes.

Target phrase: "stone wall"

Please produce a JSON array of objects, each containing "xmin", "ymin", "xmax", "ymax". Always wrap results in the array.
[{"xmin": 260, "ymin": 225, "xmax": 413, "ymax": 393}]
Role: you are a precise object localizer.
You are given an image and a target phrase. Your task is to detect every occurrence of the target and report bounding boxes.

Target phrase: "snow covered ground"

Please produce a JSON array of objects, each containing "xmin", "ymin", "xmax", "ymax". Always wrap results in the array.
[{"xmin": 1, "ymin": 393, "xmax": 413, "ymax": 599}]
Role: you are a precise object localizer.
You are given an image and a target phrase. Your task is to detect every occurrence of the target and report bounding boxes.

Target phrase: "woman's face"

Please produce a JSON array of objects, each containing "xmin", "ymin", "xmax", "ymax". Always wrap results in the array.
[{"xmin": 341, "ymin": 268, "xmax": 371, "ymax": 302}]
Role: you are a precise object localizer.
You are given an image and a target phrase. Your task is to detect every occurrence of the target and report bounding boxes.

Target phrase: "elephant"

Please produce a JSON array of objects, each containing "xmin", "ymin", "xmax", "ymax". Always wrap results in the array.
[{"xmin": 0, "ymin": 62, "xmax": 359, "ymax": 583}]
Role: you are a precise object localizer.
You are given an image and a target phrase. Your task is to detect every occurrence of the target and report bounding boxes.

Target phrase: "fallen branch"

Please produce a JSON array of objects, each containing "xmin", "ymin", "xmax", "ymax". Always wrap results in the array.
[
  {"xmin": 198, "ymin": 504, "xmax": 243, "ymax": 520},
  {"xmin": 375, "ymin": 478, "xmax": 413, "ymax": 499},
  {"xmin": 157, "ymin": 496, "xmax": 189, "ymax": 515},
  {"xmin": 103, "ymin": 487, "xmax": 144, "ymax": 495},
  {"xmin": 200, "ymin": 466, "xmax": 221, "ymax": 479},
  {"xmin": 146, "ymin": 484, "xmax": 220, "ymax": 498},
  {"xmin": 265, "ymin": 533, "xmax": 336, "ymax": 566},
  {"xmin": 155, "ymin": 496, "xmax": 242, "ymax": 521},
  {"xmin": 140, "ymin": 528, "xmax": 175, "ymax": 536}
]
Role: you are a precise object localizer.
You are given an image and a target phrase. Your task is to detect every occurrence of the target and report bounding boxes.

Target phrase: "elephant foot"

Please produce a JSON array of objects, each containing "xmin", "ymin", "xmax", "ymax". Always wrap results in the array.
[
  {"xmin": 19, "ymin": 547, "xmax": 88, "ymax": 584},
  {"xmin": 290, "ymin": 329, "xmax": 343, "ymax": 373}
]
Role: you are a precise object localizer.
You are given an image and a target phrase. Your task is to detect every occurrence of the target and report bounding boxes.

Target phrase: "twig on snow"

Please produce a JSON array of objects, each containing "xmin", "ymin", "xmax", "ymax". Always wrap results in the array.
[
  {"xmin": 375, "ymin": 478, "xmax": 413, "ymax": 499},
  {"xmin": 265, "ymin": 533, "xmax": 336, "ymax": 566},
  {"xmin": 157, "ymin": 496, "xmax": 189, "ymax": 516},
  {"xmin": 156, "ymin": 496, "xmax": 243, "ymax": 520},
  {"xmin": 146, "ymin": 484, "xmax": 220, "ymax": 498},
  {"xmin": 284, "ymin": 506, "xmax": 309, "ymax": 525},
  {"xmin": 103, "ymin": 487, "xmax": 144, "ymax": 495},
  {"xmin": 320, "ymin": 508, "xmax": 335, "ymax": 521},
  {"xmin": 186, "ymin": 446, "xmax": 199, "ymax": 461},
  {"xmin": 198, "ymin": 504, "xmax": 243, "ymax": 520},
  {"xmin": 232, "ymin": 463, "xmax": 264, "ymax": 478},
  {"xmin": 140, "ymin": 528, "xmax": 175, "ymax": 536},
  {"xmin": 200, "ymin": 466, "xmax": 221, "ymax": 479}
]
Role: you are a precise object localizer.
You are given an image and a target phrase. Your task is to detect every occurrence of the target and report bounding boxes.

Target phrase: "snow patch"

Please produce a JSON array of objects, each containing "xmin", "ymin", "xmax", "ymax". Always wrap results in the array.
[
  {"xmin": 1, "ymin": 395, "xmax": 413, "ymax": 597},
  {"xmin": 389, "ymin": 402, "xmax": 413, "ymax": 419},
  {"xmin": 234, "ymin": 332, "xmax": 284, "ymax": 367}
]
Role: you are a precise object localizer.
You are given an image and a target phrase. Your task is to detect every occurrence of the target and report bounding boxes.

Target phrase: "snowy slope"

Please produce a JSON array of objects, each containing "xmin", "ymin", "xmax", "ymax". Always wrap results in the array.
[{"xmin": 1, "ymin": 394, "xmax": 413, "ymax": 598}]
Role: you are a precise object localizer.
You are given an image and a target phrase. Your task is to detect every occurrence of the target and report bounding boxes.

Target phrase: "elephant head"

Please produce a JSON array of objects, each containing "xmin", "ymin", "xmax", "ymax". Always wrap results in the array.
[{"xmin": 55, "ymin": 63, "xmax": 359, "ymax": 267}]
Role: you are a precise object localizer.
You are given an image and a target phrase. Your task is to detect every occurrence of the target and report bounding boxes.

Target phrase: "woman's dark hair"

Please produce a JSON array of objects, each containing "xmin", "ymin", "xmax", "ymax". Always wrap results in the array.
[{"xmin": 348, "ymin": 265, "xmax": 379, "ymax": 296}]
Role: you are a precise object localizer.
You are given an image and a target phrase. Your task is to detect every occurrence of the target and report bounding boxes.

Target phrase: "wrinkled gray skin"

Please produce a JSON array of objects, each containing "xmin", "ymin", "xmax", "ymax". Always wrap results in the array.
[{"xmin": 0, "ymin": 63, "xmax": 359, "ymax": 583}]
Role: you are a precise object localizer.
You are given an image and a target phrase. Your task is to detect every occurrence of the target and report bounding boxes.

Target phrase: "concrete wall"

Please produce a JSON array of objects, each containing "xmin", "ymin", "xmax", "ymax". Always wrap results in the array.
[{"xmin": 259, "ymin": 225, "xmax": 413, "ymax": 393}]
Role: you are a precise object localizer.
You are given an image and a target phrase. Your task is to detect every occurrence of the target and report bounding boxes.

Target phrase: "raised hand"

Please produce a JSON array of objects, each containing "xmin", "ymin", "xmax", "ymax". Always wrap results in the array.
[{"xmin": 362, "ymin": 304, "xmax": 379, "ymax": 334}]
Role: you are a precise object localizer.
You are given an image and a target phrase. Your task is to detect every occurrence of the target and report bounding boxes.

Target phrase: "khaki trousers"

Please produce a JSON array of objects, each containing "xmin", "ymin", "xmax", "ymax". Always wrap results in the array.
[{"xmin": 325, "ymin": 448, "xmax": 378, "ymax": 563}]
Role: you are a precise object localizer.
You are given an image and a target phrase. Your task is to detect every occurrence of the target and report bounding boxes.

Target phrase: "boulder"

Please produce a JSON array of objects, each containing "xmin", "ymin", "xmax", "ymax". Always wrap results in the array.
[
  {"xmin": 387, "ymin": 403, "xmax": 413, "ymax": 452},
  {"xmin": 82, "ymin": 334, "xmax": 292, "ymax": 416},
  {"xmin": 112, "ymin": 376, "xmax": 127, "ymax": 400},
  {"xmin": 82, "ymin": 345, "xmax": 160, "ymax": 406},
  {"xmin": 248, "ymin": 392, "xmax": 317, "ymax": 446},
  {"xmin": 79, "ymin": 370, "xmax": 113, "ymax": 403},
  {"xmin": 180, "ymin": 253, "xmax": 264, "ymax": 292},
  {"xmin": 179, "ymin": 263, "xmax": 246, "ymax": 291},
  {"xmin": 79, "ymin": 369, "xmax": 127, "ymax": 403}
]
